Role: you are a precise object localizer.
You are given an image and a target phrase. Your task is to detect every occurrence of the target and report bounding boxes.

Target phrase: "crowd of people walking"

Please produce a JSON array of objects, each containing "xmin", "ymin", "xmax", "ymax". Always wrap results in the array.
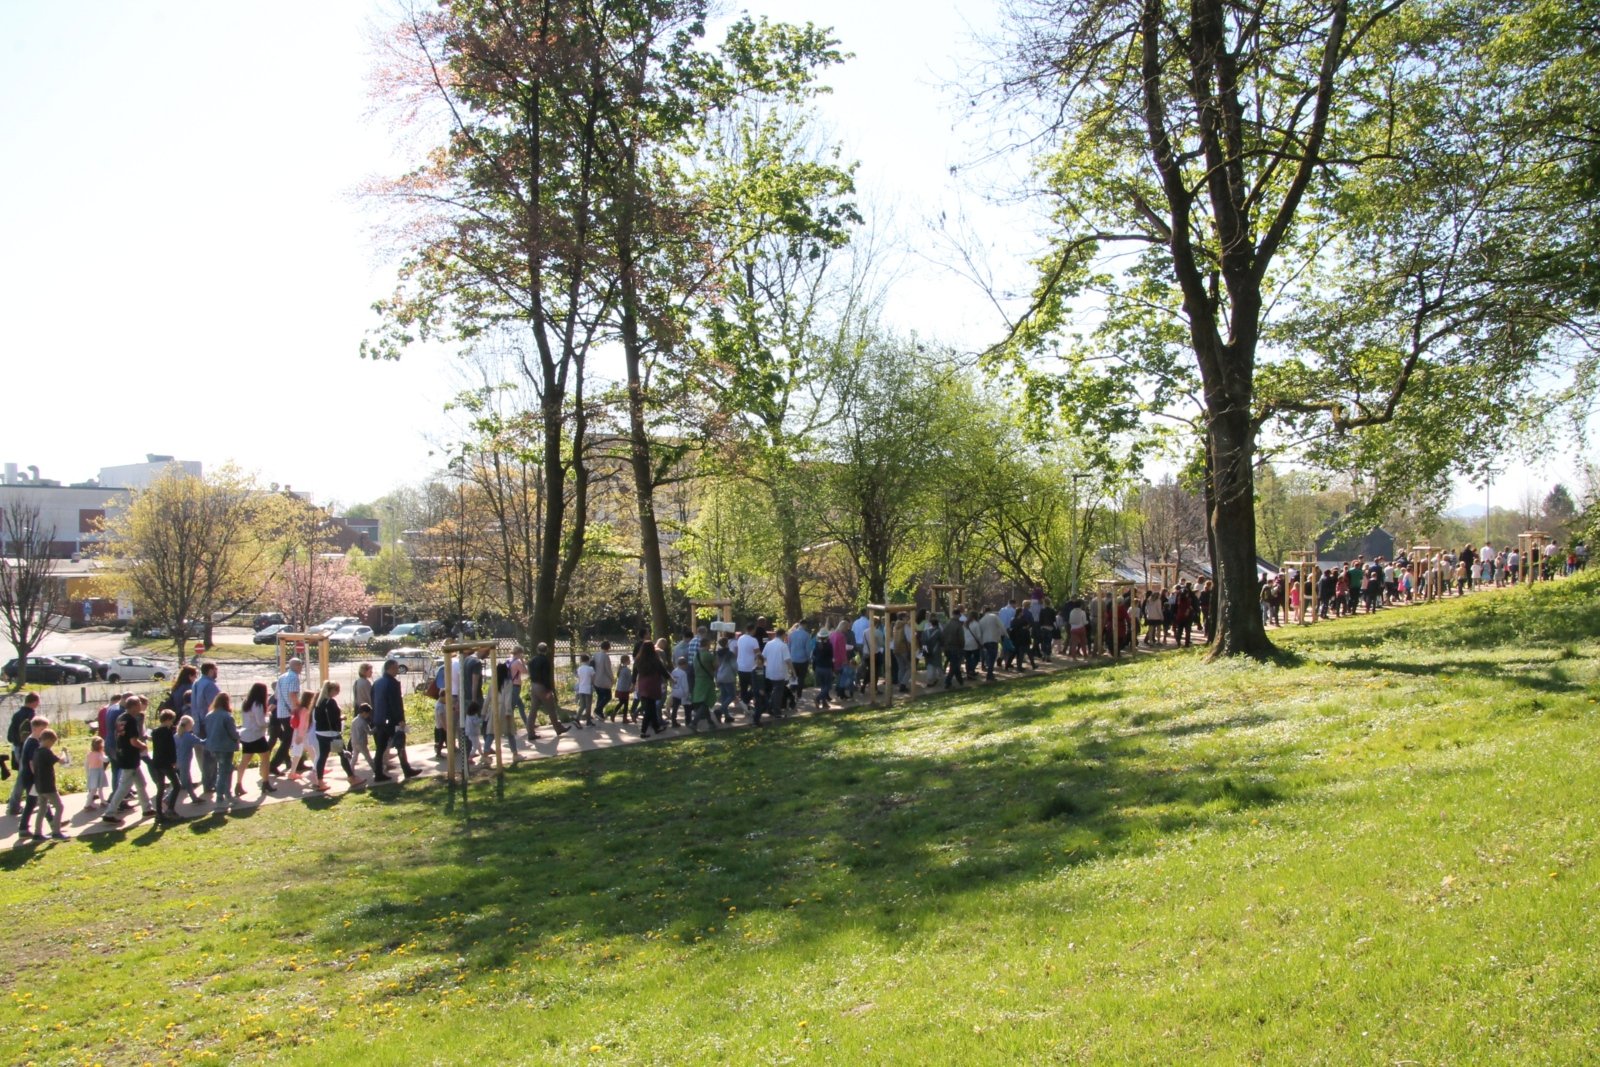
[{"xmin": 5, "ymin": 542, "xmax": 1584, "ymax": 843}]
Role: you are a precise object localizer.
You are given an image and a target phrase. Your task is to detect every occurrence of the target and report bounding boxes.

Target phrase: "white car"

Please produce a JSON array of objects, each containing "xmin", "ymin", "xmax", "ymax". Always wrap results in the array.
[
  {"xmin": 309, "ymin": 615, "xmax": 361, "ymax": 636},
  {"xmin": 328, "ymin": 624, "xmax": 375, "ymax": 646},
  {"xmin": 104, "ymin": 656, "xmax": 169, "ymax": 683},
  {"xmin": 384, "ymin": 647, "xmax": 434, "ymax": 674}
]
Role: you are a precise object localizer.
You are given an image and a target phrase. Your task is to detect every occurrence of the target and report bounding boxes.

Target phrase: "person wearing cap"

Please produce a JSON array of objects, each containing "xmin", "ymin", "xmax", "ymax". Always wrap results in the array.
[{"xmin": 270, "ymin": 658, "xmax": 302, "ymax": 775}]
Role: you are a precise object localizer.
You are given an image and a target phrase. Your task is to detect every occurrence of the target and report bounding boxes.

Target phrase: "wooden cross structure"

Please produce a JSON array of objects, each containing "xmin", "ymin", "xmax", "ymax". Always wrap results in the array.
[
  {"xmin": 1408, "ymin": 544, "xmax": 1437, "ymax": 601},
  {"xmin": 1281, "ymin": 552, "xmax": 1318, "ymax": 625},
  {"xmin": 688, "ymin": 598, "xmax": 735, "ymax": 637},
  {"xmin": 1518, "ymin": 530, "xmax": 1550, "ymax": 582},
  {"xmin": 865, "ymin": 603, "xmax": 919, "ymax": 707},
  {"xmin": 1144, "ymin": 561, "xmax": 1179, "ymax": 596},
  {"xmin": 439, "ymin": 641, "xmax": 502, "ymax": 787},
  {"xmin": 1093, "ymin": 580, "xmax": 1139, "ymax": 657},
  {"xmin": 930, "ymin": 584, "xmax": 965, "ymax": 620},
  {"xmin": 274, "ymin": 632, "xmax": 331, "ymax": 688}
]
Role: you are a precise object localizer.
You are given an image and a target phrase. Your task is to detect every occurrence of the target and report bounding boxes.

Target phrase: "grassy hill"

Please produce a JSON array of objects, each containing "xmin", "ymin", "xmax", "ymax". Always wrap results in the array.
[{"xmin": 4, "ymin": 575, "xmax": 1598, "ymax": 1064}]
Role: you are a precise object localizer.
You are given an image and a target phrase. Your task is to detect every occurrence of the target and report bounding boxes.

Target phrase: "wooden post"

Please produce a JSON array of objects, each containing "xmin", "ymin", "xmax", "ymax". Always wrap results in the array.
[
  {"xmin": 485, "ymin": 644, "xmax": 501, "ymax": 773},
  {"xmin": 931, "ymin": 584, "xmax": 964, "ymax": 620},
  {"xmin": 275, "ymin": 633, "xmax": 329, "ymax": 686},
  {"xmin": 1282, "ymin": 553, "xmax": 1316, "ymax": 624},
  {"xmin": 688, "ymin": 599, "xmax": 735, "ymax": 639},
  {"xmin": 868, "ymin": 603, "xmax": 918, "ymax": 707}
]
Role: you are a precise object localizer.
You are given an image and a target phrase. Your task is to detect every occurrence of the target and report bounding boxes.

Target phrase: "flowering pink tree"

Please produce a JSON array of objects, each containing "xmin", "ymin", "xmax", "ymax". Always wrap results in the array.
[{"xmin": 268, "ymin": 552, "xmax": 372, "ymax": 630}]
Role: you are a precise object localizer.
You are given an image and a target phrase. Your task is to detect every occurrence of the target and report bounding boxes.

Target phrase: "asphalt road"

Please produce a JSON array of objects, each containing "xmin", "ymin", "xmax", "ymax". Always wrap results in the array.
[{"xmin": 5, "ymin": 626, "xmax": 418, "ymax": 720}]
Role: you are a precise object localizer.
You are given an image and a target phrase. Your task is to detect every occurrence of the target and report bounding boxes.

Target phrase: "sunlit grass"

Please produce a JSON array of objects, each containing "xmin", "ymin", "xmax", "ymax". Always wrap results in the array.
[{"xmin": 3, "ymin": 575, "xmax": 1598, "ymax": 1063}]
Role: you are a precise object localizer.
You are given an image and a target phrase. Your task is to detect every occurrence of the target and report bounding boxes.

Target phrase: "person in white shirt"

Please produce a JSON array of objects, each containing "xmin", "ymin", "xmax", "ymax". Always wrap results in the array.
[
  {"xmin": 851, "ymin": 609, "xmax": 870, "ymax": 649},
  {"xmin": 574, "ymin": 655, "xmax": 596, "ymax": 726},
  {"xmin": 976, "ymin": 608, "xmax": 1006, "ymax": 681},
  {"xmin": 735, "ymin": 627, "xmax": 762, "ymax": 710},
  {"xmin": 759, "ymin": 632, "xmax": 791, "ymax": 723}
]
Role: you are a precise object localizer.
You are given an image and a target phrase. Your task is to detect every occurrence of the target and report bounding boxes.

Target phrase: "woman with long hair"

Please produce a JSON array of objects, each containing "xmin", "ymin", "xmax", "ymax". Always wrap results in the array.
[
  {"xmin": 633, "ymin": 640, "xmax": 667, "ymax": 738},
  {"xmin": 234, "ymin": 682, "xmax": 276, "ymax": 796},
  {"xmin": 311, "ymin": 680, "xmax": 360, "ymax": 792}
]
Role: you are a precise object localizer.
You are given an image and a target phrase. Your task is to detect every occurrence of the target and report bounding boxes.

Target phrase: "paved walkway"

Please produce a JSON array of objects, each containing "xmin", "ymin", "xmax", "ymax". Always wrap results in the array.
[{"xmin": 3, "ymin": 643, "xmax": 1179, "ymax": 846}]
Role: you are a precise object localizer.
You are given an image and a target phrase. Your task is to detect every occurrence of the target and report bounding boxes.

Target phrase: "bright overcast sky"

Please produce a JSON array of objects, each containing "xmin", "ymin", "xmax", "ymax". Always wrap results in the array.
[{"xmin": 0, "ymin": 1, "xmax": 1571, "ymax": 514}]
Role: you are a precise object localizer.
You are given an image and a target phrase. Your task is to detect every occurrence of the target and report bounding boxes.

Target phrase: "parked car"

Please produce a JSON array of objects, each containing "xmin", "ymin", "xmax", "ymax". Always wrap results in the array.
[
  {"xmin": 2, "ymin": 656, "xmax": 96, "ymax": 685},
  {"xmin": 252, "ymin": 611, "xmax": 287, "ymax": 632},
  {"xmin": 309, "ymin": 616, "xmax": 361, "ymax": 636},
  {"xmin": 253, "ymin": 623, "xmax": 291, "ymax": 645},
  {"xmin": 384, "ymin": 647, "xmax": 436, "ymax": 676},
  {"xmin": 103, "ymin": 656, "xmax": 169, "ymax": 683},
  {"xmin": 328, "ymin": 624, "xmax": 375, "ymax": 646},
  {"xmin": 384, "ymin": 621, "xmax": 444, "ymax": 642},
  {"xmin": 144, "ymin": 619, "xmax": 205, "ymax": 640},
  {"xmin": 51, "ymin": 652, "xmax": 110, "ymax": 679}
]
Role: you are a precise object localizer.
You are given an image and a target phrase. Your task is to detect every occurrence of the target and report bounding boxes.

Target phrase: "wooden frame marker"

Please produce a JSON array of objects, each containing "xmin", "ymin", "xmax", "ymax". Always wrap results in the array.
[
  {"xmin": 1518, "ymin": 530, "xmax": 1550, "ymax": 583},
  {"xmin": 440, "ymin": 641, "xmax": 502, "ymax": 787},
  {"xmin": 866, "ymin": 603, "xmax": 919, "ymax": 708},
  {"xmin": 1281, "ymin": 552, "xmax": 1317, "ymax": 625},
  {"xmin": 688, "ymin": 598, "xmax": 735, "ymax": 637},
  {"xmin": 1092, "ymin": 580, "xmax": 1139, "ymax": 658},
  {"xmin": 275, "ymin": 632, "xmax": 331, "ymax": 688},
  {"xmin": 930, "ymin": 584, "xmax": 965, "ymax": 620}
]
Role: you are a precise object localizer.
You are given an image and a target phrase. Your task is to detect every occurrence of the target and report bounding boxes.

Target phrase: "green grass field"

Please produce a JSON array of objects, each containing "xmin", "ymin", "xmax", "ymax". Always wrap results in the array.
[{"xmin": 5, "ymin": 576, "xmax": 1598, "ymax": 1064}]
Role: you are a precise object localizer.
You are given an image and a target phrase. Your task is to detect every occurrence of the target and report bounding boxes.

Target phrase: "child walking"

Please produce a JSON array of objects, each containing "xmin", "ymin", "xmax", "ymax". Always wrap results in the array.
[
  {"xmin": 84, "ymin": 735, "xmax": 108, "ymax": 809},
  {"xmin": 176, "ymin": 714, "xmax": 204, "ymax": 803},
  {"xmin": 30, "ymin": 729, "xmax": 69, "ymax": 841},
  {"xmin": 574, "ymin": 654, "xmax": 596, "ymax": 726},
  {"xmin": 613, "ymin": 656, "xmax": 634, "ymax": 724},
  {"xmin": 669, "ymin": 657, "xmax": 689, "ymax": 728}
]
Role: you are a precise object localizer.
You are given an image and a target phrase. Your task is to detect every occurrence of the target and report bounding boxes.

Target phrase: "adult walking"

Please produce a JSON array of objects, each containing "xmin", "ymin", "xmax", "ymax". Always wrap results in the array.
[
  {"xmin": 634, "ymin": 641, "xmax": 667, "ymax": 737},
  {"xmin": 690, "ymin": 636, "xmax": 718, "ymax": 731},
  {"xmin": 270, "ymin": 658, "xmax": 302, "ymax": 774},
  {"xmin": 235, "ymin": 682, "xmax": 276, "ymax": 795},
  {"xmin": 310, "ymin": 681, "xmax": 357, "ymax": 792},
  {"xmin": 102, "ymin": 697, "xmax": 156, "ymax": 824},
  {"xmin": 788, "ymin": 619, "xmax": 815, "ymax": 697},
  {"xmin": 352, "ymin": 663, "xmax": 375, "ymax": 717},
  {"xmin": 527, "ymin": 642, "xmax": 565, "ymax": 736},
  {"xmin": 189, "ymin": 662, "xmax": 220, "ymax": 801},
  {"xmin": 591, "ymin": 641, "xmax": 615, "ymax": 723},
  {"xmin": 203, "ymin": 692, "xmax": 241, "ymax": 814},
  {"xmin": 6, "ymin": 692, "xmax": 42, "ymax": 816},
  {"xmin": 760, "ymin": 628, "xmax": 792, "ymax": 722},
  {"xmin": 370, "ymin": 659, "xmax": 416, "ymax": 781},
  {"xmin": 977, "ymin": 606, "xmax": 1006, "ymax": 682},
  {"xmin": 941, "ymin": 612, "xmax": 966, "ymax": 688}
]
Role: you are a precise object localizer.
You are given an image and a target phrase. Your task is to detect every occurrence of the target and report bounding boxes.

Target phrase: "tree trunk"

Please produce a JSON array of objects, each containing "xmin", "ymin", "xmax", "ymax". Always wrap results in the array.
[
  {"xmin": 531, "ymin": 386, "xmax": 567, "ymax": 651},
  {"xmin": 1206, "ymin": 409, "xmax": 1273, "ymax": 658},
  {"xmin": 615, "ymin": 165, "xmax": 672, "ymax": 642},
  {"xmin": 773, "ymin": 490, "xmax": 804, "ymax": 624}
]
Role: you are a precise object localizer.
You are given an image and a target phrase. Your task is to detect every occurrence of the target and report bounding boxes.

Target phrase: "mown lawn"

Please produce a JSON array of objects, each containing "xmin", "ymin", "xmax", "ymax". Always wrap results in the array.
[{"xmin": 4, "ymin": 575, "xmax": 1598, "ymax": 1065}]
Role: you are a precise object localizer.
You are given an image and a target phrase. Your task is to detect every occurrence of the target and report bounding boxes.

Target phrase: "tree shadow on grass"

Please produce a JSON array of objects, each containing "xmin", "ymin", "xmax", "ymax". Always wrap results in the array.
[
  {"xmin": 266, "ymin": 685, "xmax": 1305, "ymax": 973},
  {"xmin": 1323, "ymin": 655, "xmax": 1585, "ymax": 695}
]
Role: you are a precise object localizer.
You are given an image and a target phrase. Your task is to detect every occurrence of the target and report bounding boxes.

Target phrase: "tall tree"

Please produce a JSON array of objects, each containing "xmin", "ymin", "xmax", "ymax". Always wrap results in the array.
[
  {"xmin": 993, "ymin": 0, "xmax": 1392, "ymax": 655},
  {"xmin": 0, "ymin": 502, "xmax": 62, "ymax": 688},
  {"xmin": 695, "ymin": 112, "xmax": 861, "ymax": 622},
  {"xmin": 599, "ymin": 13, "xmax": 849, "ymax": 637},
  {"xmin": 366, "ymin": 0, "xmax": 614, "ymax": 649},
  {"xmin": 993, "ymin": 0, "xmax": 1597, "ymax": 655}
]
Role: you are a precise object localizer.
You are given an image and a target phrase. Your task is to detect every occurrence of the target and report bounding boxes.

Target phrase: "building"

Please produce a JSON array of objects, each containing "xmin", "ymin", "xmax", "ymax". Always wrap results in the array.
[
  {"xmin": 97, "ymin": 454, "xmax": 202, "ymax": 490},
  {"xmin": 0, "ymin": 463, "xmax": 130, "ymax": 559}
]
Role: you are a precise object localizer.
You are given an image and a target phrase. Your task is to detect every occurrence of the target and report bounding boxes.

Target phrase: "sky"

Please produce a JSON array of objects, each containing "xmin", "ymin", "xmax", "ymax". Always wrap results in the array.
[{"xmin": 0, "ymin": 1, "xmax": 1578, "ymax": 515}]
